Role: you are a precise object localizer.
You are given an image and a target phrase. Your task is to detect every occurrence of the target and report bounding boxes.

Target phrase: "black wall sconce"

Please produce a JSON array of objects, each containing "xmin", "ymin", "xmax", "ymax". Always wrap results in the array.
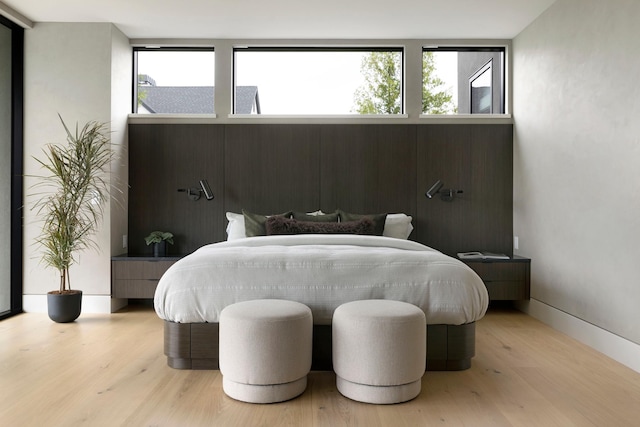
[
  {"xmin": 425, "ymin": 180, "xmax": 463, "ymax": 202},
  {"xmin": 178, "ymin": 179, "xmax": 214, "ymax": 201}
]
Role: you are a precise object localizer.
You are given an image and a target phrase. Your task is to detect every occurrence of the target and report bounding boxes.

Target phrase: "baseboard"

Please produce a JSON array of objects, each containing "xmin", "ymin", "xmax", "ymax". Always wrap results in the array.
[
  {"xmin": 23, "ymin": 294, "xmax": 116, "ymax": 314},
  {"xmin": 516, "ymin": 299, "xmax": 640, "ymax": 374}
]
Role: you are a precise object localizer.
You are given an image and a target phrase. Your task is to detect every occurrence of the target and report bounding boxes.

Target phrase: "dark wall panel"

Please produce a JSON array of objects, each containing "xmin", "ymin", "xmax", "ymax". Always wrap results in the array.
[
  {"xmin": 128, "ymin": 124, "xmax": 225, "ymax": 255},
  {"xmin": 320, "ymin": 125, "xmax": 416, "ymax": 216},
  {"xmin": 224, "ymin": 124, "xmax": 321, "ymax": 214},
  {"xmin": 128, "ymin": 123, "xmax": 513, "ymax": 257},
  {"xmin": 416, "ymin": 124, "xmax": 513, "ymax": 256}
]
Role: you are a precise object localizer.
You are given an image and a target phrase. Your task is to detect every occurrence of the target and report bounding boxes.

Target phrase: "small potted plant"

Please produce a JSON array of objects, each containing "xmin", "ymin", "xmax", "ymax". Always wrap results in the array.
[{"xmin": 145, "ymin": 231, "xmax": 174, "ymax": 257}]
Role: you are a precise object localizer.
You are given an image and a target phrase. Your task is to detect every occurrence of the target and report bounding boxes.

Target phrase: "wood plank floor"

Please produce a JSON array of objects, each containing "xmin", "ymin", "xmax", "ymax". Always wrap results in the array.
[{"xmin": 1, "ymin": 305, "xmax": 639, "ymax": 426}]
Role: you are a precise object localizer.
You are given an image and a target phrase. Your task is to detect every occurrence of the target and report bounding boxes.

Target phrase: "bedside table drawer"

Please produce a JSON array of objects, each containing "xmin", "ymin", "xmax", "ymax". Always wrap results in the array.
[
  {"xmin": 484, "ymin": 281, "xmax": 529, "ymax": 300},
  {"xmin": 112, "ymin": 279, "xmax": 160, "ymax": 299},
  {"xmin": 112, "ymin": 260, "xmax": 175, "ymax": 280},
  {"xmin": 111, "ymin": 256, "xmax": 181, "ymax": 299},
  {"xmin": 464, "ymin": 262, "xmax": 526, "ymax": 282},
  {"xmin": 461, "ymin": 258, "xmax": 531, "ymax": 301}
]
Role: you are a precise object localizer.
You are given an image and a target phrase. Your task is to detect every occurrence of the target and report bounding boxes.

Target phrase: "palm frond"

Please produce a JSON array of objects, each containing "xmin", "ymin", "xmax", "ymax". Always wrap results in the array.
[{"xmin": 30, "ymin": 116, "xmax": 114, "ymax": 292}]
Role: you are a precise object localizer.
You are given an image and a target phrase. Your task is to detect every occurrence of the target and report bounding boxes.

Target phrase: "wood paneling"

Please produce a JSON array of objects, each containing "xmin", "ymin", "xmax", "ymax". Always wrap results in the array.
[
  {"xmin": 128, "ymin": 124, "xmax": 225, "ymax": 255},
  {"xmin": 416, "ymin": 124, "xmax": 513, "ymax": 256},
  {"xmin": 320, "ymin": 124, "xmax": 416, "ymax": 215},
  {"xmin": 224, "ymin": 124, "xmax": 321, "ymax": 214},
  {"xmin": 128, "ymin": 123, "xmax": 513, "ymax": 256}
]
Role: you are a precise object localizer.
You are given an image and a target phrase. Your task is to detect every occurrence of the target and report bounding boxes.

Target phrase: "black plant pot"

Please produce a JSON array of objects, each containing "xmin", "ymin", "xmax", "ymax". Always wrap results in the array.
[
  {"xmin": 153, "ymin": 241, "xmax": 167, "ymax": 257},
  {"xmin": 47, "ymin": 290, "xmax": 83, "ymax": 323}
]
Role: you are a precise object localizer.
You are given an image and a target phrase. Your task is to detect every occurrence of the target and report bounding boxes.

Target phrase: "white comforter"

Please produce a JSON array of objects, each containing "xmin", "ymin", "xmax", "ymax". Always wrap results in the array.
[{"xmin": 154, "ymin": 235, "xmax": 488, "ymax": 325}]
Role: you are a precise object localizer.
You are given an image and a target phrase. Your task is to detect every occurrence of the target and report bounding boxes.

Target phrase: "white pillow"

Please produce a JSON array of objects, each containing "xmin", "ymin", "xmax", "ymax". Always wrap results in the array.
[
  {"xmin": 383, "ymin": 213, "xmax": 413, "ymax": 239},
  {"xmin": 226, "ymin": 212, "xmax": 246, "ymax": 240}
]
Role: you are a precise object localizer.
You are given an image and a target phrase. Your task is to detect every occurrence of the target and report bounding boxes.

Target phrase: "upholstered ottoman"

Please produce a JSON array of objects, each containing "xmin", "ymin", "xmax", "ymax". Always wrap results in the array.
[
  {"xmin": 332, "ymin": 299, "xmax": 426, "ymax": 404},
  {"xmin": 219, "ymin": 299, "xmax": 313, "ymax": 403}
]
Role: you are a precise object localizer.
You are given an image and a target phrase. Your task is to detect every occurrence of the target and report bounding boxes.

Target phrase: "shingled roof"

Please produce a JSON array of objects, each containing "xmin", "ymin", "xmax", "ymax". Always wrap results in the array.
[{"xmin": 138, "ymin": 86, "xmax": 260, "ymax": 114}]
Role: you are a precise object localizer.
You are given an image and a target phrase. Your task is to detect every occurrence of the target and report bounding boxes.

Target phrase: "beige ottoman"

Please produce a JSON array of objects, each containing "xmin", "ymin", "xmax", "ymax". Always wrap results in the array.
[
  {"xmin": 219, "ymin": 299, "xmax": 313, "ymax": 403},
  {"xmin": 332, "ymin": 299, "xmax": 426, "ymax": 404}
]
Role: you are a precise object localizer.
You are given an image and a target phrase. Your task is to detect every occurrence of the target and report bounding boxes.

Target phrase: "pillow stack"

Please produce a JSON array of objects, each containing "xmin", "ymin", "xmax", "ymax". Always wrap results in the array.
[{"xmin": 225, "ymin": 209, "xmax": 413, "ymax": 241}]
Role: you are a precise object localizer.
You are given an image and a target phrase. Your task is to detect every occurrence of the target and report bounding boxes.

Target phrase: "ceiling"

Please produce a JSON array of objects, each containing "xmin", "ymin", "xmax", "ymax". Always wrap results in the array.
[{"xmin": 2, "ymin": 0, "xmax": 556, "ymax": 40}]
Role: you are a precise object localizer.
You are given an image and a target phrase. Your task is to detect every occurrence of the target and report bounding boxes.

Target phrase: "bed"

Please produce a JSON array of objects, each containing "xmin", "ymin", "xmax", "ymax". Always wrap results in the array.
[{"xmin": 154, "ymin": 224, "xmax": 489, "ymax": 371}]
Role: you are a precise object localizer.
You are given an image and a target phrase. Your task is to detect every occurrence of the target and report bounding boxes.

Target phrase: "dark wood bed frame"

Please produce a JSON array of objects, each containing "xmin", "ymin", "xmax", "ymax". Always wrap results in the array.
[
  {"xmin": 164, "ymin": 321, "xmax": 476, "ymax": 371},
  {"xmin": 127, "ymin": 122, "xmax": 512, "ymax": 371}
]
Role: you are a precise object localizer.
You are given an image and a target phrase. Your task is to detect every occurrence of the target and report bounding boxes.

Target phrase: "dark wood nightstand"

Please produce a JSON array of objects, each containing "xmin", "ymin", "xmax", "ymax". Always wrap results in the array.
[
  {"xmin": 460, "ymin": 256, "xmax": 531, "ymax": 301},
  {"xmin": 111, "ymin": 255, "xmax": 182, "ymax": 299}
]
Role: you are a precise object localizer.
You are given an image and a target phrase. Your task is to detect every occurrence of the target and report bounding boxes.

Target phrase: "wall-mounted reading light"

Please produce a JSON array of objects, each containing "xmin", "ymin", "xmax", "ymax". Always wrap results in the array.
[
  {"xmin": 199, "ymin": 179, "xmax": 214, "ymax": 200},
  {"xmin": 425, "ymin": 180, "xmax": 463, "ymax": 202},
  {"xmin": 178, "ymin": 179, "xmax": 215, "ymax": 201}
]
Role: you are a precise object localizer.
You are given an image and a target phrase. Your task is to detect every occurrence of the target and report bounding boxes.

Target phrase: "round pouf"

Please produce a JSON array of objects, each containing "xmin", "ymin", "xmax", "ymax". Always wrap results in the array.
[
  {"xmin": 332, "ymin": 299, "xmax": 426, "ymax": 404},
  {"xmin": 219, "ymin": 299, "xmax": 313, "ymax": 404}
]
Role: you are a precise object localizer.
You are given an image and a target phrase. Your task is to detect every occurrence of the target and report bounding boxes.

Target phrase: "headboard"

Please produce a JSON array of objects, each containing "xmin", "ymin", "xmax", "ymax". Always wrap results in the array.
[{"xmin": 127, "ymin": 123, "xmax": 513, "ymax": 257}]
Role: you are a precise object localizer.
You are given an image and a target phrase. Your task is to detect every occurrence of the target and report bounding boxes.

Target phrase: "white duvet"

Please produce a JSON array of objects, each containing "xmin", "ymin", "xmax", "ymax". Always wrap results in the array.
[{"xmin": 154, "ymin": 235, "xmax": 488, "ymax": 325}]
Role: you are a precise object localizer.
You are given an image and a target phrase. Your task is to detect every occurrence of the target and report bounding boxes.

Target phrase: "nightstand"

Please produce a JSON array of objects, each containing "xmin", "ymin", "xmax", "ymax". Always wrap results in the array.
[
  {"xmin": 460, "ymin": 256, "xmax": 531, "ymax": 301},
  {"xmin": 111, "ymin": 255, "xmax": 182, "ymax": 299}
]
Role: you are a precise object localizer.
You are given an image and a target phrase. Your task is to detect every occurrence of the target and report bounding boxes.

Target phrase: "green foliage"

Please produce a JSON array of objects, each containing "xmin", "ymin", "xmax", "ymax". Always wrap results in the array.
[
  {"xmin": 31, "ymin": 116, "xmax": 113, "ymax": 293},
  {"xmin": 353, "ymin": 51, "xmax": 456, "ymax": 115},
  {"xmin": 353, "ymin": 52, "xmax": 402, "ymax": 114},
  {"xmin": 144, "ymin": 231, "xmax": 174, "ymax": 246},
  {"xmin": 422, "ymin": 52, "xmax": 457, "ymax": 114}
]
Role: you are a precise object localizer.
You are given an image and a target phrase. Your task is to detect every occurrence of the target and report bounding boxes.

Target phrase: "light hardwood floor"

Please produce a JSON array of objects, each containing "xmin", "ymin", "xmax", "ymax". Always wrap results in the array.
[{"xmin": 1, "ymin": 305, "xmax": 639, "ymax": 426}]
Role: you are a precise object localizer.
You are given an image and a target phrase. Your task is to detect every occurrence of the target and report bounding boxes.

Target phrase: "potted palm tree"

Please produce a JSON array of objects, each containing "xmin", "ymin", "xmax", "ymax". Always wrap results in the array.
[{"xmin": 31, "ymin": 115, "xmax": 114, "ymax": 323}]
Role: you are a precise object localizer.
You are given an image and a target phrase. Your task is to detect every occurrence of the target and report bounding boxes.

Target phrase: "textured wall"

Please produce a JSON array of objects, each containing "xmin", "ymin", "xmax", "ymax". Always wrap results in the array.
[
  {"xmin": 23, "ymin": 23, "xmax": 130, "ymax": 308},
  {"xmin": 513, "ymin": 0, "xmax": 640, "ymax": 344}
]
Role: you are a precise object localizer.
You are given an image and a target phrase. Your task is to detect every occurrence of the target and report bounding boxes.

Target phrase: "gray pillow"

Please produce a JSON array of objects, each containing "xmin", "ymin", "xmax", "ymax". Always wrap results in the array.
[
  {"xmin": 337, "ymin": 210, "xmax": 387, "ymax": 236},
  {"xmin": 242, "ymin": 210, "xmax": 292, "ymax": 237}
]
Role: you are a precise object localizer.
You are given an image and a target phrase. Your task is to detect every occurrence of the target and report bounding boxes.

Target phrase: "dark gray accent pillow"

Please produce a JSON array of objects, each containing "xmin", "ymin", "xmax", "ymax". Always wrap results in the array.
[
  {"xmin": 266, "ymin": 216, "xmax": 375, "ymax": 235},
  {"xmin": 337, "ymin": 210, "xmax": 387, "ymax": 236},
  {"xmin": 291, "ymin": 211, "xmax": 339, "ymax": 222},
  {"xmin": 242, "ymin": 210, "xmax": 292, "ymax": 237}
]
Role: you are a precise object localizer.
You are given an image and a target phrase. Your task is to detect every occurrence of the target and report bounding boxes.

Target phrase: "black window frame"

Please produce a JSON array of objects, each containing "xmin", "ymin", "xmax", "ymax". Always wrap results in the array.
[
  {"xmin": 422, "ymin": 46, "xmax": 506, "ymax": 115},
  {"xmin": 0, "ymin": 14, "xmax": 24, "ymax": 320},
  {"xmin": 232, "ymin": 46, "xmax": 405, "ymax": 115},
  {"xmin": 132, "ymin": 46, "xmax": 216, "ymax": 114}
]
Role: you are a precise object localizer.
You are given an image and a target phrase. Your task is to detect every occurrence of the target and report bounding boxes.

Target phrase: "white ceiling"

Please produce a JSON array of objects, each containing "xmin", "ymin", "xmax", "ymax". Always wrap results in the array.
[{"xmin": 2, "ymin": 0, "xmax": 556, "ymax": 40}]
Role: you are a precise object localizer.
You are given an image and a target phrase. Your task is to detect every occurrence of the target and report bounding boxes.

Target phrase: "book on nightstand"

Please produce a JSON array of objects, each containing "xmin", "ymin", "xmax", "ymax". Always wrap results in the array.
[{"xmin": 457, "ymin": 251, "xmax": 510, "ymax": 260}]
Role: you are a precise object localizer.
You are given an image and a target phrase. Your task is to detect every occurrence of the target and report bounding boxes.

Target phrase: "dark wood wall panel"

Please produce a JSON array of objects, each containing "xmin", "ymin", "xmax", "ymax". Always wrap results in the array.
[
  {"xmin": 224, "ymin": 125, "xmax": 322, "ymax": 214},
  {"xmin": 128, "ymin": 123, "xmax": 513, "ymax": 257},
  {"xmin": 415, "ymin": 124, "xmax": 513, "ymax": 256},
  {"xmin": 320, "ymin": 125, "xmax": 417, "ymax": 216},
  {"xmin": 128, "ymin": 124, "xmax": 225, "ymax": 255}
]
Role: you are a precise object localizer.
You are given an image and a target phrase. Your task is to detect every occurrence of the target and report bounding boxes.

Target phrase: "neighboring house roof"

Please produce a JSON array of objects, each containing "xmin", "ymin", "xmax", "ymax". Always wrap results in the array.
[{"xmin": 138, "ymin": 86, "xmax": 260, "ymax": 114}]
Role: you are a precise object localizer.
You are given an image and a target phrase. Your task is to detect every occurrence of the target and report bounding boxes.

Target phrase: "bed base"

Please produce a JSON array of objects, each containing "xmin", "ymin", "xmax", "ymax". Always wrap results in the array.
[{"xmin": 164, "ymin": 321, "xmax": 476, "ymax": 371}]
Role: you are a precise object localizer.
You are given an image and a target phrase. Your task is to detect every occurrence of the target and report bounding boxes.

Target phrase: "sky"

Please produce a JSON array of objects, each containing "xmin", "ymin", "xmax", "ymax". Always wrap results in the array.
[{"xmin": 137, "ymin": 50, "xmax": 458, "ymax": 114}]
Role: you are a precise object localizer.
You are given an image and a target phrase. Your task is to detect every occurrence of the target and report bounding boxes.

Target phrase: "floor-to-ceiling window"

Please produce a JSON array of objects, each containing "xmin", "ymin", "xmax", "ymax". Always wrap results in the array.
[{"xmin": 0, "ymin": 15, "xmax": 23, "ymax": 320}]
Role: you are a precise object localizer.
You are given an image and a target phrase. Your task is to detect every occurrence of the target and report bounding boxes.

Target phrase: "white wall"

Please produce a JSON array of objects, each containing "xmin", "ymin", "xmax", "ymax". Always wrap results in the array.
[
  {"xmin": 23, "ymin": 23, "xmax": 130, "ymax": 313},
  {"xmin": 513, "ymin": 0, "xmax": 640, "ymax": 361}
]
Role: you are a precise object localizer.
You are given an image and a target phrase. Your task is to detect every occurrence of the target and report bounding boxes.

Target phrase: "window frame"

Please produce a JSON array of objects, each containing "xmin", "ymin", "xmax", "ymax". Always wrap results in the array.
[
  {"xmin": 132, "ymin": 46, "xmax": 215, "ymax": 114},
  {"xmin": 421, "ymin": 45, "xmax": 506, "ymax": 116},
  {"xmin": 0, "ymin": 14, "xmax": 24, "ymax": 320},
  {"xmin": 232, "ymin": 46, "xmax": 405, "ymax": 116}
]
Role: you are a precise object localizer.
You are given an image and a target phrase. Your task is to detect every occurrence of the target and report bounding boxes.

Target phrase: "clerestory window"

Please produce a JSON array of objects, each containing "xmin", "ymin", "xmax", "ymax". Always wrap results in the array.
[
  {"xmin": 233, "ymin": 47, "xmax": 404, "ymax": 115},
  {"xmin": 133, "ymin": 47, "xmax": 215, "ymax": 114},
  {"xmin": 422, "ymin": 46, "xmax": 505, "ymax": 115}
]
